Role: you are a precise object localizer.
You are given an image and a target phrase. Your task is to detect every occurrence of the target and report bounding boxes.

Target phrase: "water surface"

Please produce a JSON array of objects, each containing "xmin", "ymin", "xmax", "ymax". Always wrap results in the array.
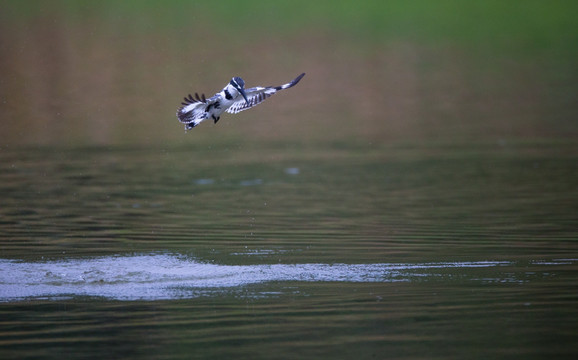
[{"xmin": 1, "ymin": 143, "xmax": 577, "ymax": 359}]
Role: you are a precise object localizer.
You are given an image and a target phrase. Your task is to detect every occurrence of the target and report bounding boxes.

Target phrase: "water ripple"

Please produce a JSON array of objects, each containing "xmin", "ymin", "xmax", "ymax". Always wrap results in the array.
[{"xmin": 2, "ymin": 254, "xmax": 573, "ymax": 302}]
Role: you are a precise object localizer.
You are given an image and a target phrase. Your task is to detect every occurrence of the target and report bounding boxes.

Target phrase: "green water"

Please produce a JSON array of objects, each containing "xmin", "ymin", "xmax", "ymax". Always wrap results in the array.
[
  {"xmin": 2, "ymin": 142, "xmax": 575, "ymax": 262},
  {"xmin": 1, "ymin": 0, "xmax": 578, "ymax": 358},
  {"xmin": 1, "ymin": 143, "xmax": 577, "ymax": 359}
]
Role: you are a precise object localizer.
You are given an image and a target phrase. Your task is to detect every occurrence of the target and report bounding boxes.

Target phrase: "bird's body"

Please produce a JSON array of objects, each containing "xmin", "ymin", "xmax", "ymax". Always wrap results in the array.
[{"xmin": 177, "ymin": 73, "xmax": 305, "ymax": 130}]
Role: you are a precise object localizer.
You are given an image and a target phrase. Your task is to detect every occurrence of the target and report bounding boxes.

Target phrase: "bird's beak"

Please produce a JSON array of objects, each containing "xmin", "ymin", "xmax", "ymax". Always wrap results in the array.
[{"xmin": 239, "ymin": 88, "xmax": 249, "ymax": 105}]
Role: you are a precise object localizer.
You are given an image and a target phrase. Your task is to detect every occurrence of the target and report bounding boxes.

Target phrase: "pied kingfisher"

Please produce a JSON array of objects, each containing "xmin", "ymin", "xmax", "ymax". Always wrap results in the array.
[{"xmin": 177, "ymin": 73, "xmax": 305, "ymax": 130}]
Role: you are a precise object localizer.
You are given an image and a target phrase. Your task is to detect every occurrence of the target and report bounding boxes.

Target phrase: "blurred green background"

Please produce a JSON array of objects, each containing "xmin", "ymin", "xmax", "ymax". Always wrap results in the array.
[{"xmin": 1, "ymin": 0, "xmax": 577, "ymax": 147}]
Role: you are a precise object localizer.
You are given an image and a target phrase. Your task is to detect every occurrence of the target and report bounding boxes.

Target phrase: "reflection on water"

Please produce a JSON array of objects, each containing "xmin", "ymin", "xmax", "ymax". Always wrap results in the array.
[
  {"xmin": 1, "ymin": 143, "xmax": 576, "ymax": 261},
  {"xmin": 1, "ymin": 2, "xmax": 577, "ymax": 146}
]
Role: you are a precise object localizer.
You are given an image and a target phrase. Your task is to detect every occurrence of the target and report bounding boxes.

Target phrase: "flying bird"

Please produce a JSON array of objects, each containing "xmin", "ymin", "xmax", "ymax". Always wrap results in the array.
[{"xmin": 177, "ymin": 73, "xmax": 305, "ymax": 130}]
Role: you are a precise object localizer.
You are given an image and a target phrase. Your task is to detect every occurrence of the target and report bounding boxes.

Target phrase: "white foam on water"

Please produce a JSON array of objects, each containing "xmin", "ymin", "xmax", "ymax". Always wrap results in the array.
[{"xmin": 0, "ymin": 254, "xmax": 561, "ymax": 302}]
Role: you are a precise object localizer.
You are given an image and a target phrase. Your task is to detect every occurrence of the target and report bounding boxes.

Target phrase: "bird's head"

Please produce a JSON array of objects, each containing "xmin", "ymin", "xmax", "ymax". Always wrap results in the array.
[{"xmin": 230, "ymin": 77, "xmax": 249, "ymax": 105}]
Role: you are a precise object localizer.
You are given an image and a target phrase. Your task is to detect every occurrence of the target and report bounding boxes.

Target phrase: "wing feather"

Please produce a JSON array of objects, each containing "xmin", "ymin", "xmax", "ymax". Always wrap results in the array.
[
  {"xmin": 176, "ymin": 93, "xmax": 215, "ymax": 129},
  {"xmin": 225, "ymin": 87, "xmax": 276, "ymax": 114},
  {"xmin": 225, "ymin": 73, "xmax": 305, "ymax": 114}
]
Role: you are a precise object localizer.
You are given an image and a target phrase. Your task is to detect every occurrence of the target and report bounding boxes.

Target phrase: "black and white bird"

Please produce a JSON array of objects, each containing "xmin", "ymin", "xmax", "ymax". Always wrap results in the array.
[{"xmin": 177, "ymin": 73, "xmax": 305, "ymax": 130}]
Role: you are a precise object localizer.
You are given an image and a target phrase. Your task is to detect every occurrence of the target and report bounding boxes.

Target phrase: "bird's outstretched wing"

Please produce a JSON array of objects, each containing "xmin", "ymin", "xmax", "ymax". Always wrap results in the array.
[
  {"xmin": 176, "ymin": 93, "xmax": 211, "ymax": 129},
  {"xmin": 226, "ymin": 73, "xmax": 305, "ymax": 114}
]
